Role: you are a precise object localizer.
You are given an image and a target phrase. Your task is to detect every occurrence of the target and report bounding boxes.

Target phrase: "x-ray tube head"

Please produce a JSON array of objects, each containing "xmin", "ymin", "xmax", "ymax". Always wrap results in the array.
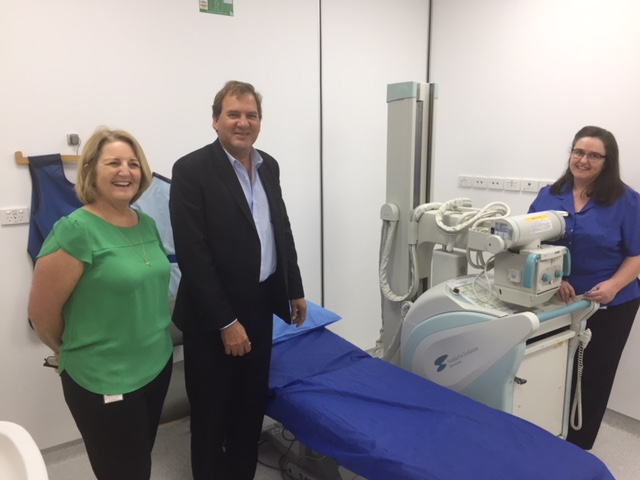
[{"xmin": 485, "ymin": 211, "xmax": 566, "ymax": 253}]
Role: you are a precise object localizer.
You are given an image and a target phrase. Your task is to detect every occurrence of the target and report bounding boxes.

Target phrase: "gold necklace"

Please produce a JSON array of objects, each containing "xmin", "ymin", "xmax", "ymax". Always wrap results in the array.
[
  {"xmin": 92, "ymin": 205, "xmax": 151, "ymax": 266},
  {"xmin": 112, "ymin": 225, "xmax": 151, "ymax": 266}
]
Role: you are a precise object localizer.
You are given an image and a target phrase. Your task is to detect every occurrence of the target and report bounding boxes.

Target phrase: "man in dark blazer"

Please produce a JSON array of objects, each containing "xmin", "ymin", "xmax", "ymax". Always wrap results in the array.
[{"xmin": 169, "ymin": 80, "xmax": 307, "ymax": 480}]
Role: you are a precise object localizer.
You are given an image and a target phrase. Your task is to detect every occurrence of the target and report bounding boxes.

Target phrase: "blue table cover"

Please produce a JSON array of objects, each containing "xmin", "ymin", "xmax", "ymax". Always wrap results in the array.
[{"xmin": 267, "ymin": 328, "xmax": 614, "ymax": 480}]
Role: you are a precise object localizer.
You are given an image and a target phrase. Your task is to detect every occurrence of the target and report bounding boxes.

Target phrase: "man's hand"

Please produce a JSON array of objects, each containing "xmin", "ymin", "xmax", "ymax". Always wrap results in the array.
[
  {"xmin": 290, "ymin": 298, "xmax": 307, "ymax": 327},
  {"xmin": 220, "ymin": 321, "xmax": 252, "ymax": 356}
]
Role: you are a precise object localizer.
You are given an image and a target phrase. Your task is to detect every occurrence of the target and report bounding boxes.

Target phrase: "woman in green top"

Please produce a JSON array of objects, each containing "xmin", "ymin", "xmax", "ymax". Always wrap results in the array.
[{"xmin": 28, "ymin": 128, "xmax": 173, "ymax": 480}]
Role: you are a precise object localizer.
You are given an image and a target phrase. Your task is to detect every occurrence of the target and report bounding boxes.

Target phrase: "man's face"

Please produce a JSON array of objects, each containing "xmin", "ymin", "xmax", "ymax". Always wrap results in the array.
[{"xmin": 214, "ymin": 93, "xmax": 261, "ymax": 160}]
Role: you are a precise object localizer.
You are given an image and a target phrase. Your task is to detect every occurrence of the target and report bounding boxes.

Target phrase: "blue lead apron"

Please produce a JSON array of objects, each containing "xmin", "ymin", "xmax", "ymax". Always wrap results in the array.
[{"xmin": 27, "ymin": 154, "xmax": 83, "ymax": 264}]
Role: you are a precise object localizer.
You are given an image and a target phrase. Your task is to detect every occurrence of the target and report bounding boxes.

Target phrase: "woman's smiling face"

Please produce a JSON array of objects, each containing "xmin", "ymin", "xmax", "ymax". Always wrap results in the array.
[
  {"xmin": 570, "ymin": 136, "xmax": 606, "ymax": 188},
  {"xmin": 93, "ymin": 141, "xmax": 141, "ymax": 205}
]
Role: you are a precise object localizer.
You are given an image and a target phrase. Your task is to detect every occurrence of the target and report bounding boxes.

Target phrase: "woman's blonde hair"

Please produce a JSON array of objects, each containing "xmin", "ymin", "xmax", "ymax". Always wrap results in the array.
[{"xmin": 75, "ymin": 128, "xmax": 152, "ymax": 204}]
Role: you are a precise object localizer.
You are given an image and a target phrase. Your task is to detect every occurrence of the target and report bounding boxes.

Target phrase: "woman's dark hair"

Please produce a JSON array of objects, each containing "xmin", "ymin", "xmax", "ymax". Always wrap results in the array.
[{"xmin": 550, "ymin": 125, "xmax": 625, "ymax": 205}]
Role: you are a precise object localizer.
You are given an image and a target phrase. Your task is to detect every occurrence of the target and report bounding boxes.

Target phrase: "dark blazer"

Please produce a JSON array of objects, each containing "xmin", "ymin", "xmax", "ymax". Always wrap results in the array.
[{"xmin": 169, "ymin": 139, "xmax": 304, "ymax": 333}]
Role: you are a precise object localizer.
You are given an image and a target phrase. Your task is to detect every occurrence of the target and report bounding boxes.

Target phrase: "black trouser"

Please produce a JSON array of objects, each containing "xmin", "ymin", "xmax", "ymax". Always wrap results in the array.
[
  {"xmin": 567, "ymin": 298, "xmax": 639, "ymax": 450},
  {"xmin": 60, "ymin": 356, "xmax": 173, "ymax": 480},
  {"xmin": 184, "ymin": 281, "xmax": 274, "ymax": 480}
]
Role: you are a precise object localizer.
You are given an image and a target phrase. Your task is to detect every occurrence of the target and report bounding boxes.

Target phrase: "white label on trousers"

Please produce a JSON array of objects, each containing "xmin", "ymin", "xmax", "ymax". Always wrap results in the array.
[{"xmin": 103, "ymin": 394, "xmax": 124, "ymax": 404}]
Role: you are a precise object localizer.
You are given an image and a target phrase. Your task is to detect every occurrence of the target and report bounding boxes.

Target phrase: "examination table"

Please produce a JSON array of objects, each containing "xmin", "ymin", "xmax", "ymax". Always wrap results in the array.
[{"xmin": 266, "ymin": 327, "xmax": 614, "ymax": 480}]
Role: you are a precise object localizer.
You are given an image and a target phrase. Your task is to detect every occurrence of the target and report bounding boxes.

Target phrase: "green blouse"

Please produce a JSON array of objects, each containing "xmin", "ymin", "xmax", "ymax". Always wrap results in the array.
[{"xmin": 39, "ymin": 208, "xmax": 173, "ymax": 395}]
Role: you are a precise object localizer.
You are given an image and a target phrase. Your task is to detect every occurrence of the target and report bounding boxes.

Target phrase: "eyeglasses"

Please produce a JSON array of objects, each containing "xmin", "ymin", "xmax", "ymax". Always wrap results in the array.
[
  {"xmin": 571, "ymin": 148, "xmax": 606, "ymax": 162},
  {"xmin": 43, "ymin": 356, "xmax": 59, "ymax": 369}
]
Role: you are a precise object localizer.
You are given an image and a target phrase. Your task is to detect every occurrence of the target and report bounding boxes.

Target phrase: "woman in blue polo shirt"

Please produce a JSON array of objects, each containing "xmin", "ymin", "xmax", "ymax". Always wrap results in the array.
[{"xmin": 529, "ymin": 125, "xmax": 640, "ymax": 450}]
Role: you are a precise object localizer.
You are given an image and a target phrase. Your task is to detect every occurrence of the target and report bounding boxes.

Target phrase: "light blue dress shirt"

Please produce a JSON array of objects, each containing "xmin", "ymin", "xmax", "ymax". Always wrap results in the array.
[
  {"xmin": 224, "ymin": 147, "xmax": 277, "ymax": 282},
  {"xmin": 218, "ymin": 147, "xmax": 277, "ymax": 331}
]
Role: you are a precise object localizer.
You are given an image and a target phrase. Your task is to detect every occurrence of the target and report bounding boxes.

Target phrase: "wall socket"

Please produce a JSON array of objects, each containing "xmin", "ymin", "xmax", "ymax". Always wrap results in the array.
[
  {"xmin": 521, "ymin": 179, "xmax": 540, "ymax": 192},
  {"xmin": 1, "ymin": 207, "xmax": 30, "ymax": 225},
  {"xmin": 458, "ymin": 175, "xmax": 473, "ymax": 188},
  {"xmin": 458, "ymin": 176, "xmax": 543, "ymax": 193},
  {"xmin": 504, "ymin": 179, "xmax": 521, "ymax": 191},
  {"xmin": 488, "ymin": 177, "xmax": 504, "ymax": 190},
  {"xmin": 473, "ymin": 176, "xmax": 487, "ymax": 188}
]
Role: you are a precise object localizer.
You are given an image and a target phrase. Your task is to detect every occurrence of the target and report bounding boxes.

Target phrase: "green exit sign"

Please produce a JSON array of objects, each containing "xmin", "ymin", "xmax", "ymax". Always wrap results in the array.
[{"xmin": 199, "ymin": 0, "xmax": 234, "ymax": 16}]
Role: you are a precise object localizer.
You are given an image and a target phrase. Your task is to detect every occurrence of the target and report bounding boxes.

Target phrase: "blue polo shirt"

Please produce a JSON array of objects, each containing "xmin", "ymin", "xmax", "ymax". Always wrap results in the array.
[{"xmin": 529, "ymin": 184, "xmax": 640, "ymax": 306}]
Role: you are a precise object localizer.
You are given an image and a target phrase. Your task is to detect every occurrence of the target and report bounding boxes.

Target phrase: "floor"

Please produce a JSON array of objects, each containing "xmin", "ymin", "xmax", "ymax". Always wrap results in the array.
[
  {"xmin": 42, "ymin": 409, "xmax": 640, "ymax": 479},
  {"xmin": 42, "ymin": 416, "xmax": 362, "ymax": 480},
  {"xmin": 592, "ymin": 409, "xmax": 640, "ymax": 480}
]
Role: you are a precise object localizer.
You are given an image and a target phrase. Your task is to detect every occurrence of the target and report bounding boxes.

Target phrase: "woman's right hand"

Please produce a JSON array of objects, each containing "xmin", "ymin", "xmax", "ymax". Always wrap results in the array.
[{"xmin": 556, "ymin": 280, "xmax": 577, "ymax": 303}]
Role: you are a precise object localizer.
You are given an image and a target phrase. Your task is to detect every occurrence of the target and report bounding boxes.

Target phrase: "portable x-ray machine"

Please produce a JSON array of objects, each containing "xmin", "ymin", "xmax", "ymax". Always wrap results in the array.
[{"xmin": 378, "ymin": 82, "xmax": 597, "ymax": 438}]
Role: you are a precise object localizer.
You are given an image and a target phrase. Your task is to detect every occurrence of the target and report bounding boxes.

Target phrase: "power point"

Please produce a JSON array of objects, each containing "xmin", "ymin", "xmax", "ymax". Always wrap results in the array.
[
  {"xmin": 473, "ymin": 176, "xmax": 488, "ymax": 189},
  {"xmin": 521, "ymin": 179, "xmax": 539, "ymax": 193},
  {"xmin": 504, "ymin": 179, "xmax": 521, "ymax": 191},
  {"xmin": 458, "ymin": 175, "xmax": 473, "ymax": 188},
  {"xmin": 488, "ymin": 177, "xmax": 504, "ymax": 190},
  {"xmin": 1, "ymin": 207, "xmax": 30, "ymax": 225},
  {"xmin": 67, "ymin": 133, "xmax": 80, "ymax": 146}
]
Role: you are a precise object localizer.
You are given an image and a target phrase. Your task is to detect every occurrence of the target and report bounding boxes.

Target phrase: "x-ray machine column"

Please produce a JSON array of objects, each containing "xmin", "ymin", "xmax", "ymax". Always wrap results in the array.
[{"xmin": 381, "ymin": 82, "xmax": 437, "ymax": 357}]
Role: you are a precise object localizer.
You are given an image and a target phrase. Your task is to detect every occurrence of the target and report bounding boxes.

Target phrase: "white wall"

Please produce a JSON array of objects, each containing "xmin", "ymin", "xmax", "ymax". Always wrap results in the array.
[
  {"xmin": 0, "ymin": 0, "xmax": 431, "ymax": 449},
  {"xmin": 429, "ymin": 0, "xmax": 640, "ymax": 420},
  {"xmin": 0, "ymin": 0, "xmax": 321, "ymax": 449},
  {"xmin": 322, "ymin": 0, "xmax": 430, "ymax": 350}
]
